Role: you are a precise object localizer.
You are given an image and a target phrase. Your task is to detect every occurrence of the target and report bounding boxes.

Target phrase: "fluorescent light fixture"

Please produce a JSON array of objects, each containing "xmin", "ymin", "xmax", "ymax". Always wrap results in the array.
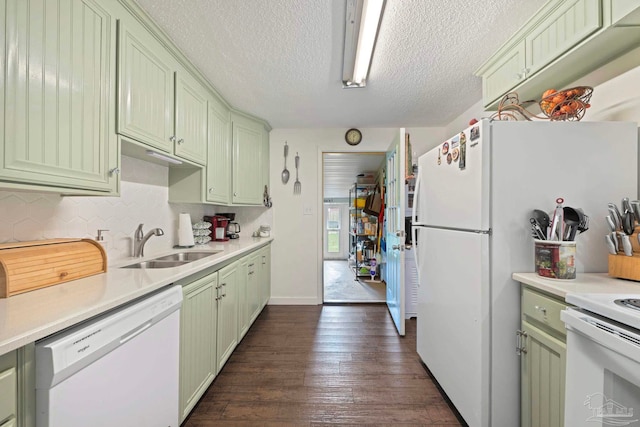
[
  {"xmin": 146, "ymin": 150, "xmax": 183, "ymax": 165},
  {"xmin": 342, "ymin": 0, "xmax": 385, "ymax": 88}
]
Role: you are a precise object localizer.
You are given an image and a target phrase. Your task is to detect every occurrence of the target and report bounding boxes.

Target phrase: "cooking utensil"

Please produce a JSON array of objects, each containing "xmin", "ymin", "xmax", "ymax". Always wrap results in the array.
[
  {"xmin": 605, "ymin": 234, "xmax": 617, "ymax": 255},
  {"xmin": 608, "ymin": 203, "xmax": 623, "ymax": 231},
  {"xmin": 623, "ymin": 210, "xmax": 636, "ymax": 235},
  {"xmin": 532, "ymin": 209, "xmax": 550, "ymax": 239},
  {"xmin": 621, "ymin": 234, "xmax": 633, "ymax": 256},
  {"xmin": 606, "ymin": 215, "xmax": 617, "ymax": 233},
  {"xmin": 576, "ymin": 209, "xmax": 589, "ymax": 234},
  {"xmin": 563, "ymin": 206, "xmax": 580, "ymax": 241},
  {"xmin": 549, "ymin": 198, "xmax": 564, "ymax": 241},
  {"xmin": 281, "ymin": 142, "xmax": 290, "ymax": 184},
  {"xmin": 294, "ymin": 152, "xmax": 301, "ymax": 194},
  {"xmin": 530, "ymin": 218, "xmax": 546, "ymax": 240}
]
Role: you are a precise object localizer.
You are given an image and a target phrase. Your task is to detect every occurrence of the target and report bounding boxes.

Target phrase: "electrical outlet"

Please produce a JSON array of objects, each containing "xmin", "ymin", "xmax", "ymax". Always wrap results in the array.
[{"xmin": 303, "ymin": 205, "xmax": 313, "ymax": 215}]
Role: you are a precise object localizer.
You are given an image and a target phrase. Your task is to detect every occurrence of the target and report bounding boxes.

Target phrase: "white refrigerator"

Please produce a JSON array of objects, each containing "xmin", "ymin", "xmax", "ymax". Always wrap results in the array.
[{"xmin": 411, "ymin": 119, "xmax": 638, "ymax": 427}]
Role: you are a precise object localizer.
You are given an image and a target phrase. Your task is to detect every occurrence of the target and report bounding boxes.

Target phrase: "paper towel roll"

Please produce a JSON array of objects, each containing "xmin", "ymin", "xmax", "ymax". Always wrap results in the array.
[{"xmin": 178, "ymin": 213, "xmax": 195, "ymax": 247}]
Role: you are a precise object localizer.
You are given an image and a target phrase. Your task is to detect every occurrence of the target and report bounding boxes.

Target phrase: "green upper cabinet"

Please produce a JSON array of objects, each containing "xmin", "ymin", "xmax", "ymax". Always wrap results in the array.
[
  {"xmin": 174, "ymin": 71, "xmax": 208, "ymax": 165},
  {"xmin": 475, "ymin": 0, "xmax": 640, "ymax": 109},
  {"xmin": 525, "ymin": 0, "xmax": 602, "ymax": 78},
  {"xmin": 231, "ymin": 113, "xmax": 265, "ymax": 205},
  {"xmin": 2, "ymin": 0, "xmax": 119, "ymax": 193},
  {"xmin": 118, "ymin": 16, "xmax": 207, "ymax": 165},
  {"xmin": 206, "ymin": 96, "xmax": 231, "ymax": 204},
  {"xmin": 117, "ymin": 18, "xmax": 175, "ymax": 153}
]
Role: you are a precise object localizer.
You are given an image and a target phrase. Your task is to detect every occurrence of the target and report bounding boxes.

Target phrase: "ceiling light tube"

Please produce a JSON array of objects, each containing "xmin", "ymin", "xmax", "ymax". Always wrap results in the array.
[
  {"xmin": 342, "ymin": 0, "xmax": 385, "ymax": 88},
  {"xmin": 146, "ymin": 150, "xmax": 183, "ymax": 165}
]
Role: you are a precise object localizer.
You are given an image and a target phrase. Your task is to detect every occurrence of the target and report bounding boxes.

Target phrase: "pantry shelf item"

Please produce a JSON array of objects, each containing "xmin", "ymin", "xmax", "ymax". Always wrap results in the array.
[{"xmin": 349, "ymin": 182, "xmax": 378, "ymax": 279}]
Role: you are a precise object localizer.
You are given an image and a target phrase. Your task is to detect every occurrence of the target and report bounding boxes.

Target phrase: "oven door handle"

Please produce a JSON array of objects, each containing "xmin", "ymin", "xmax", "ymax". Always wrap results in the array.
[{"xmin": 561, "ymin": 308, "xmax": 640, "ymax": 362}]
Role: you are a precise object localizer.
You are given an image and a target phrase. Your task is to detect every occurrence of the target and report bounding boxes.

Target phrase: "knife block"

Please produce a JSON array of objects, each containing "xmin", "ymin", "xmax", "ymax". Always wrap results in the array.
[{"xmin": 608, "ymin": 253, "xmax": 640, "ymax": 281}]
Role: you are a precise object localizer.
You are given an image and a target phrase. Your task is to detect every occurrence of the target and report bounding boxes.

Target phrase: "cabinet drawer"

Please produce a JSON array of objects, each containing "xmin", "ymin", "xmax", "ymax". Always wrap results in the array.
[
  {"xmin": 522, "ymin": 287, "xmax": 567, "ymax": 335},
  {"xmin": 0, "ymin": 366, "xmax": 17, "ymax": 423}
]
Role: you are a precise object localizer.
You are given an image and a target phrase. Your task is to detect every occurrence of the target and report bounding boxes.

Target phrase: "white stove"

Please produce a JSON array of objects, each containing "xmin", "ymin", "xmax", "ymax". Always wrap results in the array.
[
  {"xmin": 565, "ymin": 292, "xmax": 640, "ymax": 331},
  {"xmin": 562, "ymin": 292, "xmax": 640, "ymax": 426}
]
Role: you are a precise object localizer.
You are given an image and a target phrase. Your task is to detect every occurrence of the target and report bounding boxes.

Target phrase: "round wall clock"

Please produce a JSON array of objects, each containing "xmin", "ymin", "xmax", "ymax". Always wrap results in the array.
[{"xmin": 345, "ymin": 128, "xmax": 362, "ymax": 146}]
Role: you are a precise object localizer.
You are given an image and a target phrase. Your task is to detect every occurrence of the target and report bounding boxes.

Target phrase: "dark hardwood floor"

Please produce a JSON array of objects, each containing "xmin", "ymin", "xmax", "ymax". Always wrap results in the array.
[{"xmin": 183, "ymin": 304, "xmax": 462, "ymax": 426}]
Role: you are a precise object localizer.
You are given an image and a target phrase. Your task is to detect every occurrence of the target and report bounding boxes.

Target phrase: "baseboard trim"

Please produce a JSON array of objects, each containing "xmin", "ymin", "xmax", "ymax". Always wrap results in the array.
[{"xmin": 268, "ymin": 297, "xmax": 320, "ymax": 305}]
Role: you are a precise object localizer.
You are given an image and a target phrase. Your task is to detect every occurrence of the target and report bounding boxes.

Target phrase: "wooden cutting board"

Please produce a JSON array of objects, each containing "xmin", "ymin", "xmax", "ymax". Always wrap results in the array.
[{"xmin": 0, "ymin": 239, "xmax": 107, "ymax": 298}]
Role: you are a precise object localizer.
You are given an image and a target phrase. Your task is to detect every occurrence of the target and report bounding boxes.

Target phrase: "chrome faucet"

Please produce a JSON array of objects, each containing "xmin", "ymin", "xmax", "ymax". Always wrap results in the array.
[{"xmin": 134, "ymin": 224, "xmax": 164, "ymax": 257}]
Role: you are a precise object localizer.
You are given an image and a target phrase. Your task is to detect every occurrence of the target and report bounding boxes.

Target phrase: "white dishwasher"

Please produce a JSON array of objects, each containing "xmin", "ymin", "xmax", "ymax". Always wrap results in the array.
[{"xmin": 35, "ymin": 285, "xmax": 183, "ymax": 427}]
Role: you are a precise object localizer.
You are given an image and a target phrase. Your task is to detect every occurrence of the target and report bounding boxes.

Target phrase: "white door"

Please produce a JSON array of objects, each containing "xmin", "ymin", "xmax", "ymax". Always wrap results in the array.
[{"xmin": 385, "ymin": 129, "xmax": 406, "ymax": 336}]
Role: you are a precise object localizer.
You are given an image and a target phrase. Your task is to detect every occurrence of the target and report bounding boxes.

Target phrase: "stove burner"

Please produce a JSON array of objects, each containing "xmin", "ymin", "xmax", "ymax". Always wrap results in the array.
[{"xmin": 614, "ymin": 299, "xmax": 640, "ymax": 311}]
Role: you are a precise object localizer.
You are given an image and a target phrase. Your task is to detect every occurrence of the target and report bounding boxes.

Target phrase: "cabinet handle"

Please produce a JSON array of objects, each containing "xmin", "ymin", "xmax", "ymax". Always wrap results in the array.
[
  {"xmin": 248, "ymin": 271, "xmax": 254, "ymax": 276},
  {"xmin": 534, "ymin": 305, "xmax": 547, "ymax": 316},
  {"xmin": 177, "ymin": 138, "xmax": 184, "ymax": 145},
  {"xmin": 516, "ymin": 330, "xmax": 523, "ymax": 356},
  {"xmin": 109, "ymin": 167, "xmax": 120, "ymax": 176},
  {"xmin": 209, "ymin": 188, "xmax": 214, "ymax": 193},
  {"xmin": 169, "ymin": 136, "xmax": 176, "ymax": 142},
  {"xmin": 520, "ymin": 331, "xmax": 528, "ymax": 354}
]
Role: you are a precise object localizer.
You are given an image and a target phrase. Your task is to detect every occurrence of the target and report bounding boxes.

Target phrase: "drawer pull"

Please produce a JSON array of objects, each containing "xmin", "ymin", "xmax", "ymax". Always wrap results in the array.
[
  {"xmin": 59, "ymin": 272, "xmax": 69, "ymax": 278},
  {"xmin": 535, "ymin": 305, "xmax": 547, "ymax": 316}
]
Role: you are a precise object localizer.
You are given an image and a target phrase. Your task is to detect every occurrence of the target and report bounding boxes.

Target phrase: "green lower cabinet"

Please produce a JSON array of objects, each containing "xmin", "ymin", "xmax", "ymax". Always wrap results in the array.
[
  {"xmin": 259, "ymin": 246, "xmax": 271, "ymax": 308},
  {"xmin": 217, "ymin": 262, "xmax": 239, "ymax": 373},
  {"xmin": 521, "ymin": 321, "xmax": 567, "ymax": 427},
  {"xmin": 237, "ymin": 258, "xmax": 250, "ymax": 340},
  {"xmin": 179, "ymin": 273, "xmax": 218, "ymax": 423},
  {"xmin": 0, "ymin": 352, "xmax": 17, "ymax": 426},
  {"xmin": 0, "ymin": 344, "xmax": 34, "ymax": 427},
  {"xmin": 520, "ymin": 286, "xmax": 567, "ymax": 427},
  {"xmin": 248, "ymin": 253, "xmax": 262, "ymax": 324}
]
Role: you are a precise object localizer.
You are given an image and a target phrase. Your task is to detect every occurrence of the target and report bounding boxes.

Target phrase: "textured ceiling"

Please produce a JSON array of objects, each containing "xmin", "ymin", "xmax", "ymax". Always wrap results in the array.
[{"xmin": 135, "ymin": 0, "xmax": 546, "ymax": 129}]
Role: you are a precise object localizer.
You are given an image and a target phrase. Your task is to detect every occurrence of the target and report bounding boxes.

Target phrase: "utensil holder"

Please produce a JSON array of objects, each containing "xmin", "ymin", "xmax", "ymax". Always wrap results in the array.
[{"xmin": 534, "ymin": 240, "xmax": 576, "ymax": 280}]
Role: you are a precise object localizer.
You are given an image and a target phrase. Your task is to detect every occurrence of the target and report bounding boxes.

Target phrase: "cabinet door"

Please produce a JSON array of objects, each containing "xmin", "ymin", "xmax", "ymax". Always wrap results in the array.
[
  {"xmin": 260, "ymin": 246, "xmax": 271, "ymax": 308},
  {"xmin": 521, "ymin": 321, "xmax": 566, "ymax": 427},
  {"xmin": 118, "ymin": 20, "xmax": 175, "ymax": 152},
  {"xmin": 232, "ymin": 114, "xmax": 263, "ymax": 205},
  {"xmin": 180, "ymin": 273, "xmax": 217, "ymax": 422},
  {"xmin": 0, "ymin": 351, "xmax": 16, "ymax": 425},
  {"xmin": 206, "ymin": 97, "xmax": 231, "ymax": 204},
  {"xmin": 174, "ymin": 71, "xmax": 207, "ymax": 165},
  {"xmin": 217, "ymin": 262, "xmax": 239, "ymax": 372},
  {"xmin": 3, "ymin": 0, "xmax": 117, "ymax": 192},
  {"xmin": 237, "ymin": 259, "xmax": 249, "ymax": 340},
  {"xmin": 261, "ymin": 127, "xmax": 270, "ymax": 201},
  {"xmin": 525, "ymin": 0, "xmax": 602, "ymax": 78},
  {"xmin": 248, "ymin": 253, "xmax": 261, "ymax": 324},
  {"xmin": 481, "ymin": 41, "xmax": 526, "ymax": 107}
]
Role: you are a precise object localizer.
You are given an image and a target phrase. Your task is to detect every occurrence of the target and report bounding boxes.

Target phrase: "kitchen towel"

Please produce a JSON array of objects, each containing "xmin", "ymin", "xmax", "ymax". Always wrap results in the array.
[{"xmin": 178, "ymin": 213, "xmax": 195, "ymax": 247}]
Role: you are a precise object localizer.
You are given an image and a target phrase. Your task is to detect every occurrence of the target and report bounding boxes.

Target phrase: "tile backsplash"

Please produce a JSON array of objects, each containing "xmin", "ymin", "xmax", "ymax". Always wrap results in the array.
[{"xmin": 0, "ymin": 156, "xmax": 272, "ymax": 264}]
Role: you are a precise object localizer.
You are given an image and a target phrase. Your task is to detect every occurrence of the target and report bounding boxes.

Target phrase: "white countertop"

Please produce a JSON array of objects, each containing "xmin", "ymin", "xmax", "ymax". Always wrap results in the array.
[
  {"xmin": 0, "ymin": 237, "xmax": 273, "ymax": 355},
  {"xmin": 512, "ymin": 272, "xmax": 640, "ymax": 299}
]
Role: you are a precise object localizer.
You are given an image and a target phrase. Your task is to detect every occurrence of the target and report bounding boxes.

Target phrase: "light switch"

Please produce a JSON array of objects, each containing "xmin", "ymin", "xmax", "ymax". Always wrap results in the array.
[{"xmin": 303, "ymin": 205, "xmax": 313, "ymax": 215}]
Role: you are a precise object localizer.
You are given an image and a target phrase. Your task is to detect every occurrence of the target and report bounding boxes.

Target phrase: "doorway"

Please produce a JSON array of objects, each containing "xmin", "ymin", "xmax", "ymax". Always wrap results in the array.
[{"xmin": 322, "ymin": 152, "xmax": 386, "ymax": 303}]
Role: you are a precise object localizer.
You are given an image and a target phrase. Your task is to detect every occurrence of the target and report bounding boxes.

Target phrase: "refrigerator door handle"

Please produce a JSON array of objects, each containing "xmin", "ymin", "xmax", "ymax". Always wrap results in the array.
[{"xmin": 412, "ymin": 170, "xmax": 422, "ymax": 285}]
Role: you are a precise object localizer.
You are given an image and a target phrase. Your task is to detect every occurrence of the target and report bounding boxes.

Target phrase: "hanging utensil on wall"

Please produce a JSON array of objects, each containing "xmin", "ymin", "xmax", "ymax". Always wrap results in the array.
[{"xmin": 282, "ymin": 142, "xmax": 290, "ymax": 184}]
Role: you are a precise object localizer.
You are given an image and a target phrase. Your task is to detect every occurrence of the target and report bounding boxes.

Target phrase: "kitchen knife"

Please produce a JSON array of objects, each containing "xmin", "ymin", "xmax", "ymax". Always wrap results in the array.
[
  {"xmin": 621, "ymin": 234, "xmax": 633, "ymax": 256},
  {"xmin": 623, "ymin": 210, "xmax": 636, "ymax": 235},
  {"xmin": 631, "ymin": 200, "xmax": 640, "ymax": 221},
  {"xmin": 622, "ymin": 197, "xmax": 632, "ymax": 215},
  {"xmin": 608, "ymin": 203, "xmax": 624, "ymax": 231},
  {"xmin": 606, "ymin": 234, "xmax": 617, "ymax": 255},
  {"xmin": 612, "ymin": 231, "xmax": 619, "ymax": 253},
  {"xmin": 608, "ymin": 206, "xmax": 621, "ymax": 230},
  {"xmin": 605, "ymin": 215, "xmax": 617, "ymax": 233}
]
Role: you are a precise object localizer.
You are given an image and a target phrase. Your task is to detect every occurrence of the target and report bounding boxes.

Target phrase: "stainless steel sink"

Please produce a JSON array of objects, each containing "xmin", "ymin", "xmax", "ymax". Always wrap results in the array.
[
  {"xmin": 153, "ymin": 251, "xmax": 221, "ymax": 262},
  {"xmin": 121, "ymin": 260, "xmax": 190, "ymax": 269},
  {"xmin": 121, "ymin": 251, "xmax": 222, "ymax": 269}
]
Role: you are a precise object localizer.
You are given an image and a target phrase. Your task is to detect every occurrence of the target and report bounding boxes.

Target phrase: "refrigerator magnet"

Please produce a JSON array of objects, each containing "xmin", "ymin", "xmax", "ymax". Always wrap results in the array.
[
  {"xmin": 470, "ymin": 125, "xmax": 480, "ymax": 141},
  {"xmin": 442, "ymin": 142, "xmax": 449, "ymax": 154},
  {"xmin": 446, "ymin": 152, "xmax": 452, "ymax": 164},
  {"xmin": 452, "ymin": 148, "xmax": 459, "ymax": 162},
  {"xmin": 451, "ymin": 135, "xmax": 459, "ymax": 149},
  {"xmin": 459, "ymin": 132, "xmax": 466, "ymax": 145},
  {"xmin": 437, "ymin": 148, "xmax": 441, "ymax": 165}
]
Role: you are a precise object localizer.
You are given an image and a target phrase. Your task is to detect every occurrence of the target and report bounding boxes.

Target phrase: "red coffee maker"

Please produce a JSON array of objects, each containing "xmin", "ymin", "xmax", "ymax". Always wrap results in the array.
[{"xmin": 207, "ymin": 215, "xmax": 230, "ymax": 241}]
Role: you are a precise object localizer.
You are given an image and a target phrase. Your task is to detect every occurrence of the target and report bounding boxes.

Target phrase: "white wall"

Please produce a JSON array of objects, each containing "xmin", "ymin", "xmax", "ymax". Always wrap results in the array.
[{"xmin": 0, "ymin": 156, "xmax": 272, "ymax": 264}]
